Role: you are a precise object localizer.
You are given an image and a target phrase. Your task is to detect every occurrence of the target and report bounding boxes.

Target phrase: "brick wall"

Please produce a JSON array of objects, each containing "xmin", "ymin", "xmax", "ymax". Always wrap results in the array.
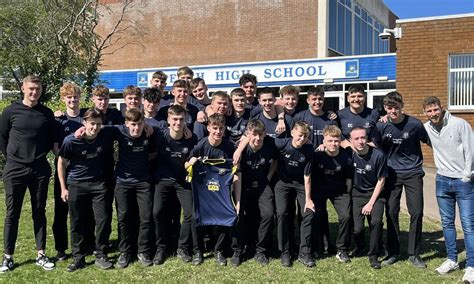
[
  {"xmin": 396, "ymin": 16, "xmax": 474, "ymax": 166},
  {"xmin": 99, "ymin": 0, "xmax": 318, "ymax": 70}
]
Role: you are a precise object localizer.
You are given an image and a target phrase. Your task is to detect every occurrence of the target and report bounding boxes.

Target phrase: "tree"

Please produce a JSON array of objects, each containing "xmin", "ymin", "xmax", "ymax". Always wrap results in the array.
[{"xmin": 0, "ymin": 0, "xmax": 144, "ymax": 101}]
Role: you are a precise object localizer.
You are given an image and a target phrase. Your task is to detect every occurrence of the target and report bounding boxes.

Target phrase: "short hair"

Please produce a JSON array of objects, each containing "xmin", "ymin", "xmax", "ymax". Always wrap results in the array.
[
  {"xmin": 124, "ymin": 108, "xmax": 144, "ymax": 122},
  {"xmin": 168, "ymin": 104, "xmax": 187, "ymax": 116},
  {"xmin": 123, "ymin": 85, "xmax": 142, "ymax": 98},
  {"xmin": 143, "ymin": 87, "xmax": 161, "ymax": 103},
  {"xmin": 323, "ymin": 125, "xmax": 341, "ymax": 138},
  {"xmin": 190, "ymin": 78, "xmax": 205, "ymax": 90},
  {"xmin": 211, "ymin": 91, "xmax": 229, "ymax": 102},
  {"xmin": 347, "ymin": 84, "xmax": 365, "ymax": 95},
  {"xmin": 246, "ymin": 118, "xmax": 266, "ymax": 134},
  {"xmin": 307, "ymin": 86, "xmax": 325, "ymax": 97},
  {"xmin": 383, "ymin": 91, "xmax": 404, "ymax": 107},
  {"xmin": 239, "ymin": 73, "xmax": 257, "ymax": 86},
  {"xmin": 23, "ymin": 75, "xmax": 42, "ymax": 86},
  {"xmin": 292, "ymin": 121, "xmax": 310, "ymax": 135},
  {"xmin": 172, "ymin": 79, "xmax": 190, "ymax": 90},
  {"xmin": 152, "ymin": 71, "xmax": 168, "ymax": 80},
  {"xmin": 423, "ymin": 96, "xmax": 442, "ymax": 108},
  {"xmin": 177, "ymin": 66, "xmax": 194, "ymax": 77},
  {"xmin": 349, "ymin": 126, "xmax": 367, "ymax": 137},
  {"xmin": 83, "ymin": 108, "xmax": 104, "ymax": 122},
  {"xmin": 207, "ymin": 113, "xmax": 226, "ymax": 127},
  {"xmin": 92, "ymin": 85, "xmax": 110, "ymax": 97},
  {"xmin": 230, "ymin": 88, "xmax": 245, "ymax": 98},
  {"xmin": 258, "ymin": 87, "xmax": 275, "ymax": 99},
  {"xmin": 279, "ymin": 85, "xmax": 300, "ymax": 98},
  {"xmin": 60, "ymin": 82, "xmax": 81, "ymax": 98}
]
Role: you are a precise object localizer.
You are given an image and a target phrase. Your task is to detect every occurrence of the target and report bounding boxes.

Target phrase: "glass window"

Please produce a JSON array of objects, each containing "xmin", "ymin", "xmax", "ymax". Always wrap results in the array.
[
  {"xmin": 367, "ymin": 16, "xmax": 373, "ymax": 25},
  {"xmin": 345, "ymin": 0, "xmax": 352, "ymax": 7},
  {"xmin": 367, "ymin": 25, "xmax": 373, "ymax": 53},
  {"xmin": 361, "ymin": 9, "xmax": 367, "ymax": 22},
  {"xmin": 345, "ymin": 7, "xmax": 352, "ymax": 55},
  {"xmin": 373, "ymin": 30, "xmax": 379, "ymax": 53},
  {"xmin": 337, "ymin": 3, "xmax": 345, "ymax": 52},
  {"xmin": 324, "ymin": 97, "xmax": 341, "ymax": 113},
  {"xmin": 449, "ymin": 54, "xmax": 474, "ymax": 109},
  {"xmin": 355, "ymin": 5, "xmax": 360, "ymax": 15},
  {"xmin": 329, "ymin": 0, "xmax": 337, "ymax": 50},
  {"xmin": 361, "ymin": 21, "xmax": 367, "ymax": 54},
  {"xmin": 354, "ymin": 16, "xmax": 361, "ymax": 55}
]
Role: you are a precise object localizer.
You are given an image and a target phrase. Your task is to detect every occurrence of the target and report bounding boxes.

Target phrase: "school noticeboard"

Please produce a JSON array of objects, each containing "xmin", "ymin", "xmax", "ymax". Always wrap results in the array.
[{"xmin": 135, "ymin": 59, "xmax": 359, "ymax": 88}]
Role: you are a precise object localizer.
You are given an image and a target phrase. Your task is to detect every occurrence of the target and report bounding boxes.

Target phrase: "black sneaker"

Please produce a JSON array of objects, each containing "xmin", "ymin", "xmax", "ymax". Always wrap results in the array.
[
  {"xmin": 153, "ymin": 249, "xmax": 165, "ymax": 266},
  {"xmin": 137, "ymin": 253, "xmax": 153, "ymax": 267},
  {"xmin": 298, "ymin": 252, "xmax": 315, "ymax": 268},
  {"xmin": 192, "ymin": 251, "xmax": 203, "ymax": 266},
  {"xmin": 55, "ymin": 251, "xmax": 68, "ymax": 262},
  {"xmin": 408, "ymin": 255, "xmax": 427, "ymax": 268},
  {"xmin": 36, "ymin": 254, "xmax": 55, "ymax": 271},
  {"xmin": 67, "ymin": 258, "xmax": 85, "ymax": 272},
  {"xmin": 369, "ymin": 256, "xmax": 381, "ymax": 269},
  {"xmin": 230, "ymin": 251, "xmax": 242, "ymax": 267},
  {"xmin": 0, "ymin": 255, "xmax": 14, "ymax": 273},
  {"xmin": 281, "ymin": 251, "xmax": 292, "ymax": 267},
  {"xmin": 176, "ymin": 248, "xmax": 192, "ymax": 263},
  {"xmin": 350, "ymin": 247, "xmax": 366, "ymax": 257},
  {"xmin": 254, "ymin": 252, "xmax": 269, "ymax": 266},
  {"xmin": 336, "ymin": 251, "xmax": 351, "ymax": 263},
  {"xmin": 95, "ymin": 256, "xmax": 113, "ymax": 270},
  {"xmin": 382, "ymin": 254, "xmax": 399, "ymax": 266},
  {"xmin": 116, "ymin": 253, "xmax": 131, "ymax": 269},
  {"xmin": 215, "ymin": 251, "xmax": 227, "ymax": 266}
]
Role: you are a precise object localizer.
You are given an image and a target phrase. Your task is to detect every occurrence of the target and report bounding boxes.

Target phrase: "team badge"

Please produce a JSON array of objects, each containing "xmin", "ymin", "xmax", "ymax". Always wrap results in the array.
[
  {"xmin": 365, "ymin": 165, "xmax": 372, "ymax": 171},
  {"xmin": 97, "ymin": 146, "xmax": 102, "ymax": 153},
  {"xmin": 128, "ymin": 141, "xmax": 133, "ymax": 146},
  {"xmin": 298, "ymin": 157, "xmax": 305, "ymax": 162},
  {"xmin": 403, "ymin": 132, "xmax": 409, "ymax": 139},
  {"xmin": 218, "ymin": 169, "xmax": 227, "ymax": 175},
  {"xmin": 182, "ymin": 147, "xmax": 189, "ymax": 154},
  {"xmin": 207, "ymin": 178, "xmax": 220, "ymax": 192},
  {"xmin": 144, "ymin": 139, "xmax": 149, "ymax": 146},
  {"xmin": 81, "ymin": 150, "xmax": 87, "ymax": 155}
]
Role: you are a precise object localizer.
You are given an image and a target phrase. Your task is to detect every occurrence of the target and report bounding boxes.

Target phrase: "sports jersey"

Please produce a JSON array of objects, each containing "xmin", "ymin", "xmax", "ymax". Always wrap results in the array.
[
  {"xmin": 352, "ymin": 147, "xmax": 387, "ymax": 192},
  {"xmin": 188, "ymin": 137, "xmax": 235, "ymax": 160},
  {"xmin": 226, "ymin": 109, "xmax": 251, "ymax": 144},
  {"xmin": 312, "ymin": 148, "xmax": 353, "ymax": 192},
  {"xmin": 274, "ymin": 137, "xmax": 313, "ymax": 184},
  {"xmin": 372, "ymin": 115, "xmax": 428, "ymax": 173},
  {"xmin": 253, "ymin": 112, "xmax": 293, "ymax": 138},
  {"xmin": 55, "ymin": 113, "xmax": 83, "ymax": 147},
  {"xmin": 188, "ymin": 159, "xmax": 237, "ymax": 226},
  {"xmin": 240, "ymin": 136, "xmax": 277, "ymax": 190},
  {"xmin": 80, "ymin": 107, "xmax": 123, "ymax": 125},
  {"xmin": 144, "ymin": 116, "xmax": 168, "ymax": 130},
  {"xmin": 157, "ymin": 104, "xmax": 199, "ymax": 130},
  {"xmin": 293, "ymin": 110, "xmax": 337, "ymax": 149},
  {"xmin": 337, "ymin": 107, "xmax": 379, "ymax": 140}
]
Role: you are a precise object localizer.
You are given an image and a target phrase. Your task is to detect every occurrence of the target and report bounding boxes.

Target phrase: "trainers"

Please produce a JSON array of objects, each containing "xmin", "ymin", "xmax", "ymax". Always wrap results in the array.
[
  {"xmin": 137, "ymin": 252, "xmax": 152, "ymax": 267},
  {"xmin": 435, "ymin": 259, "xmax": 459, "ymax": 275},
  {"xmin": 298, "ymin": 252, "xmax": 315, "ymax": 267},
  {"xmin": 176, "ymin": 248, "xmax": 192, "ymax": 263},
  {"xmin": 55, "ymin": 251, "xmax": 68, "ymax": 262},
  {"xmin": 95, "ymin": 256, "xmax": 113, "ymax": 270},
  {"xmin": 230, "ymin": 251, "xmax": 242, "ymax": 267},
  {"xmin": 254, "ymin": 251, "xmax": 269, "ymax": 266},
  {"xmin": 382, "ymin": 254, "xmax": 399, "ymax": 266},
  {"xmin": 116, "ymin": 253, "xmax": 131, "ymax": 269},
  {"xmin": 369, "ymin": 256, "xmax": 381, "ymax": 269},
  {"xmin": 192, "ymin": 251, "xmax": 203, "ymax": 266},
  {"xmin": 36, "ymin": 254, "xmax": 55, "ymax": 271},
  {"xmin": 215, "ymin": 251, "xmax": 227, "ymax": 266},
  {"xmin": 463, "ymin": 266, "xmax": 474, "ymax": 283},
  {"xmin": 0, "ymin": 255, "xmax": 14, "ymax": 273},
  {"xmin": 336, "ymin": 251, "xmax": 351, "ymax": 263},
  {"xmin": 153, "ymin": 249, "xmax": 166, "ymax": 266},
  {"xmin": 67, "ymin": 258, "xmax": 85, "ymax": 272},
  {"xmin": 281, "ymin": 251, "xmax": 292, "ymax": 267},
  {"xmin": 350, "ymin": 247, "xmax": 366, "ymax": 257},
  {"xmin": 409, "ymin": 255, "xmax": 427, "ymax": 268}
]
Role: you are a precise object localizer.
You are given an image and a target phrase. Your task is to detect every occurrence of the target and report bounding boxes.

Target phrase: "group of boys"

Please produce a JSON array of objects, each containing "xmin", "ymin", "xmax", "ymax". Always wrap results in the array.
[{"xmin": 0, "ymin": 68, "xmax": 472, "ymax": 283}]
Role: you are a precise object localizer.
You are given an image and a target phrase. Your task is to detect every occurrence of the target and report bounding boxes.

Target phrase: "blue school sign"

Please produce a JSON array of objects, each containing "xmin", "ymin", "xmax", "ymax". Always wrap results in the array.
[{"xmin": 99, "ymin": 54, "xmax": 395, "ymax": 92}]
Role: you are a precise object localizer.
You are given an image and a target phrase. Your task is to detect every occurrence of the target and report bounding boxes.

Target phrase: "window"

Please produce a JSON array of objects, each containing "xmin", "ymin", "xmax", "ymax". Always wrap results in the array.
[{"xmin": 449, "ymin": 54, "xmax": 474, "ymax": 109}]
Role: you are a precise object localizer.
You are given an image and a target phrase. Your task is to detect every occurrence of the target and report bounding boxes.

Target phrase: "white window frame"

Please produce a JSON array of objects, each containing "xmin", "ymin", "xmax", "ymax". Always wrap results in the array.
[{"xmin": 449, "ymin": 54, "xmax": 474, "ymax": 110}]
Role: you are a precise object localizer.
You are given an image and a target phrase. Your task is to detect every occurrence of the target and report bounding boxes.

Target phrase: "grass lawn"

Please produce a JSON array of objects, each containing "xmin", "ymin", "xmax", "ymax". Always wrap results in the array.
[{"xmin": 0, "ymin": 184, "xmax": 466, "ymax": 283}]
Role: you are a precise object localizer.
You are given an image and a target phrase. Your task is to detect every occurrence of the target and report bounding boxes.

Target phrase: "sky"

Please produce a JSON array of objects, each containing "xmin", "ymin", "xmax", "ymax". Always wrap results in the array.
[{"xmin": 384, "ymin": 0, "xmax": 474, "ymax": 19}]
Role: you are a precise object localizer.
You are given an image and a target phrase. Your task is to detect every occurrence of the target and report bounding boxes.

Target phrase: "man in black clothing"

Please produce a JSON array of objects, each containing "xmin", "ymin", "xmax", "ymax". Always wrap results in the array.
[{"xmin": 0, "ymin": 75, "xmax": 56, "ymax": 272}]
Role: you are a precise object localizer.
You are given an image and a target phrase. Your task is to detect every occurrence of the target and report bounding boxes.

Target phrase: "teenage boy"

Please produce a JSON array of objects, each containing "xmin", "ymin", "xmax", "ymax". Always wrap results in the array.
[
  {"xmin": 89, "ymin": 85, "xmax": 123, "ymax": 126},
  {"xmin": 142, "ymin": 87, "xmax": 167, "ymax": 129},
  {"xmin": 153, "ymin": 105, "xmax": 198, "ymax": 265},
  {"xmin": 338, "ymin": 85, "xmax": 379, "ymax": 148},
  {"xmin": 0, "ymin": 75, "xmax": 56, "ymax": 272},
  {"xmin": 57, "ymin": 109, "xmax": 114, "ymax": 272},
  {"xmin": 193, "ymin": 91, "xmax": 229, "ymax": 141},
  {"xmin": 239, "ymin": 73, "xmax": 259, "ymax": 108},
  {"xmin": 273, "ymin": 122, "xmax": 315, "ymax": 267},
  {"xmin": 350, "ymin": 127, "xmax": 387, "ymax": 269},
  {"xmin": 278, "ymin": 85, "xmax": 303, "ymax": 117},
  {"xmin": 422, "ymin": 96, "xmax": 473, "ymax": 283},
  {"xmin": 226, "ymin": 88, "xmax": 252, "ymax": 145},
  {"xmin": 253, "ymin": 87, "xmax": 293, "ymax": 138},
  {"xmin": 52, "ymin": 82, "xmax": 84, "ymax": 262},
  {"xmin": 372, "ymin": 92, "xmax": 428, "ymax": 268},
  {"xmin": 150, "ymin": 71, "xmax": 168, "ymax": 94},
  {"xmin": 232, "ymin": 119, "xmax": 277, "ymax": 266},
  {"xmin": 185, "ymin": 113, "xmax": 241, "ymax": 266},
  {"xmin": 122, "ymin": 85, "xmax": 142, "ymax": 112},
  {"xmin": 312, "ymin": 125, "xmax": 353, "ymax": 263},
  {"xmin": 190, "ymin": 78, "xmax": 211, "ymax": 111}
]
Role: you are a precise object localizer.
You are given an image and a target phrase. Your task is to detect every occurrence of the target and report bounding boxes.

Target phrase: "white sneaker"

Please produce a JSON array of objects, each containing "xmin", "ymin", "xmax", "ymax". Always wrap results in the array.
[
  {"xmin": 463, "ymin": 267, "xmax": 474, "ymax": 283},
  {"xmin": 36, "ymin": 254, "xmax": 55, "ymax": 271},
  {"xmin": 435, "ymin": 259, "xmax": 459, "ymax": 275}
]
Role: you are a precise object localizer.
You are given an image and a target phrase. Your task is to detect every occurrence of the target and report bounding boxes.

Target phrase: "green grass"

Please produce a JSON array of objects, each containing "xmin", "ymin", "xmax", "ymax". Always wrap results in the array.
[{"xmin": 0, "ymin": 184, "xmax": 466, "ymax": 283}]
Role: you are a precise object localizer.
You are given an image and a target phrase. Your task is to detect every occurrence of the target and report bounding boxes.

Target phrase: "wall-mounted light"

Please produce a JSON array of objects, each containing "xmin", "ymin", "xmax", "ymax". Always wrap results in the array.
[{"xmin": 379, "ymin": 27, "xmax": 402, "ymax": 40}]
